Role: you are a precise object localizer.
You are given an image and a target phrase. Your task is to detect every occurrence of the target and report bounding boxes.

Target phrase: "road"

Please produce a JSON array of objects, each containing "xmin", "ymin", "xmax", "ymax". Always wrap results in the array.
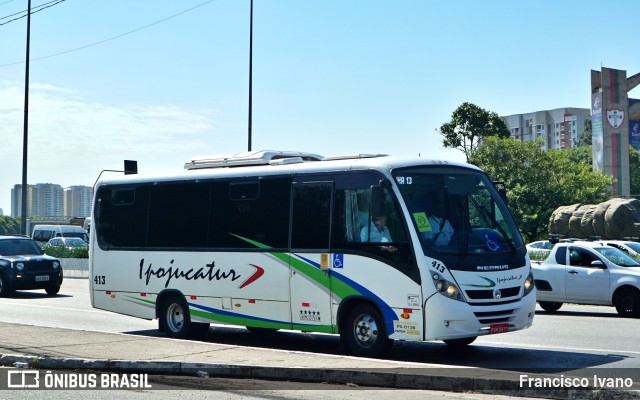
[
  {"xmin": 0, "ymin": 279, "xmax": 639, "ymax": 374},
  {"xmin": 1, "ymin": 367, "xmax": 529, "ymax": 400}
]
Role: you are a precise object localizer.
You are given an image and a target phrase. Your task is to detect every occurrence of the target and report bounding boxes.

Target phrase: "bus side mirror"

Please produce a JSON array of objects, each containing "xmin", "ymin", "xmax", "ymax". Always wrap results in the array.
[
  {"xmin": 498, "ymin": 187, "xmax": 507, "ymax": 203},
  {"xmin": 494, "ymin": 181, "xmax": 507, "ymax": 204},
  {"xmin": 124, "ymin": 160, "xmax": 138, "ymax": 175}
]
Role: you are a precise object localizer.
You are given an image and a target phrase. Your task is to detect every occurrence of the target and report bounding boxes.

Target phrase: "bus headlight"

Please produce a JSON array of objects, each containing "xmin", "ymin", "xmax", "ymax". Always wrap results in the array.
[
  {"xmin": 432, "ymin": 273, "xmax": 466, "ymax": 302},
  {"xmin": 522, "ymin": 272, "xmax": 534, "ymax": 297},
  {"xmin": 15, "ymin": 262, "xmax": 25, "ymax": 271}
]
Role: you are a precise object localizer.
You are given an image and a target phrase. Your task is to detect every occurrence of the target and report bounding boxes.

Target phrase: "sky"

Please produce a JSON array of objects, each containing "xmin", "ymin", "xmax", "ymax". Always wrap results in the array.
[{"xmin": 1, "ymin": 0, "xmax": 640, "ymax": 216}]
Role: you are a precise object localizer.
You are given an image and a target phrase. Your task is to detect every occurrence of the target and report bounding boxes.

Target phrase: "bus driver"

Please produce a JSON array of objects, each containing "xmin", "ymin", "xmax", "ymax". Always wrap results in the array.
[
  {"xmin": 423, "ymin": 197, "xmax": 454, "ymax": 246},
  {"xmin": 361, "ymin": 213, "xmax": 393, "ymax": 243}
]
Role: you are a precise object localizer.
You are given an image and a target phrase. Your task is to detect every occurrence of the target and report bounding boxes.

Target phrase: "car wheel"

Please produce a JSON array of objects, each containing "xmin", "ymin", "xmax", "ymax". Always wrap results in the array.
[
  {"xmin": 443, "ymin": 336, "xmax": 477, "ymax": 347},
  {"xmin": 615, "ymin": 288, "xmax": 640, "ymax": 318},
  {"xmin": 159, "ymin": 295, "xmax": 209, "ymax": 338},
  {"xmin": 343, "ymin": 303, "xmax": 390, "ymax": 358},
  {"xmin": 0, "ymin": 273, "xmax": 9, "ymax": 296},
  {"xmin": 538, "ymin": 301, "xmax": 563, "ymax": 312},
  {"xmin": 45, "ymin": 285, "xmax": 60, "ymax": 296}
]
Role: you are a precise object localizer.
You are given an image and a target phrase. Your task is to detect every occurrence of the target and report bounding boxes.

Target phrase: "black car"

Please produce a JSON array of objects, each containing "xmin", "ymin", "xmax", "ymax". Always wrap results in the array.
[{"xmin": 0, "ymin": 236, "xmax": 63, "ymax": 296}]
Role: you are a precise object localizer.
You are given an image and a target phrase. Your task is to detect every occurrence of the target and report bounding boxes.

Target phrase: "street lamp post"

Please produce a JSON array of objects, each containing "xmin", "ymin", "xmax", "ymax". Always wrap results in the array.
[
  {"xmin": 247, "ymin": 0, "xmax": 253, "ymax": 151},
  {"xmin": 20, "ymin": 0, "xmax": 32, "ymax": 235}
]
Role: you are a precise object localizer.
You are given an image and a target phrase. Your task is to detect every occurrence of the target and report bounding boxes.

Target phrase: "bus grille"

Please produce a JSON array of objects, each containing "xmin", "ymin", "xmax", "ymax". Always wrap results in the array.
[
  {"xmin": 465, "ymin": 286, "xmax": 520, "ymax": 300},
  {"xmin": 473, "ymin": 309, "xmax": 514, "ymax": 324}
]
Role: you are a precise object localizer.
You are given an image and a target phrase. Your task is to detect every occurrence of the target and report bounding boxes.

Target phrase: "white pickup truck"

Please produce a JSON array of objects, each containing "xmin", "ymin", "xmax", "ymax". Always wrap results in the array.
[{"xmin": 531, "ymin": 240, "xmax": 640, "ymax": 317}]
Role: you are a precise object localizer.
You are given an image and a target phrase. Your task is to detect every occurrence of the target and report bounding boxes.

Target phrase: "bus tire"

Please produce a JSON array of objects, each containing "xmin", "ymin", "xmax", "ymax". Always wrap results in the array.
[
  {"xmin": 538, "ymin": 301, "xmax": 563, "ymax": 312},
  {"xmin": 343, "ymin": 303, "xmax": 388, "ymax": 358},
  {"xmin": 190, "ymin": 322, "xmax": 211, "ymax": 338},
  {"xmin": 443, "ymin": 336, "xmax": 477, "ymax": 347},
  {"xmin": 160, "ymin": 295, "xmax": 209, "ymax": 338}
]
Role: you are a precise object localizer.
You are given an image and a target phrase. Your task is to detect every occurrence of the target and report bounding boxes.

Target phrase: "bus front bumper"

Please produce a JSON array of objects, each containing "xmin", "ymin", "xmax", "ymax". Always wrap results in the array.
[{"xmin": 423, "ymin": 291, "xmax": 536, "ymax": 341}]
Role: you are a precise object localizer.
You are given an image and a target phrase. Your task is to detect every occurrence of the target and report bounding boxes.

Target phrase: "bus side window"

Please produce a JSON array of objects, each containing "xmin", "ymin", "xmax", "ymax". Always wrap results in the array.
[
  {"xmin": 360, "ymin": 187, "xmax": 407, "ymax": 244},
  {"xmin": 96, "ymin": 186, "xmax": 149, "ymax": 248},
  {"xmin": 335, "ymin": 188, "xmax": 370, "ymax": 243},
  {"xmin": 209, "ymin": 178, "xmax": 291, "ymax": 249},
  {"xmin": 291, "ymin": 182, "xmax": 332, "ymax": 250}
]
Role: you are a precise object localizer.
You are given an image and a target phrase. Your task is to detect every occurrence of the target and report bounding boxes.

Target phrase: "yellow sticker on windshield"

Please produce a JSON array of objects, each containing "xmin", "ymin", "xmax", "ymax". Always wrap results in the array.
[{"xmin": 412, "ymin": 212, "xmax": 432, "ymax": 232}]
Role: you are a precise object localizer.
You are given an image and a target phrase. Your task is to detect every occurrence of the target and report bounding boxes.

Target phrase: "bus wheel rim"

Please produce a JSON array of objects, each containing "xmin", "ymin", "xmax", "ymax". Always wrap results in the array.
[
  {"xmin": 354, "ymin": 314, "xmax": 378, "ymax": 348},
  {"xmin": 167, "ymin": 303, "xmax": 185, "ymax": 332}
]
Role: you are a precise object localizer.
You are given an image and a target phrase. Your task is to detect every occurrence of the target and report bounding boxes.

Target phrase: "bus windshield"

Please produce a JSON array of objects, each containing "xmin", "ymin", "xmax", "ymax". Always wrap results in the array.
[{"xmin": 393, "ymin": 166, "xmax": 524, "ymax": 255}]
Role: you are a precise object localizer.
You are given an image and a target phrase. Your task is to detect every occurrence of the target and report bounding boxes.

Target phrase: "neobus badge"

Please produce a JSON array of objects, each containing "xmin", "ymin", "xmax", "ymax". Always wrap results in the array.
[{"xmin": 477, "ymin": 265, "xmax": 509, "ymax": 271}]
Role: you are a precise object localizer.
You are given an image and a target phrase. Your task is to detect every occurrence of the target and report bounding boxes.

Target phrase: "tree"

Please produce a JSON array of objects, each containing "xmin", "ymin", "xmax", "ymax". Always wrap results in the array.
[
  {"xmin": 576, "ymin": 119, "xmax": 592, "ymax": 147},
  {"xmin": 0, "ymin": 216, "xmax": 20, "ymax": 235},
  {"xmin": 469, "ymin": 137, "xmax": 613, "ymax": 242},
  {"xmin": 566, "ymin": 145, "xmax": 592, "ymax": 165},
  {"xmin": 438, "ymin": 102, "xmax": 511, "ymax": 161},
  {"xmin": 568, "ymin": 144, "xmax": 640, "ymax": 198},
  {"xmin": 631, "ymin": 147, "xmax": 640, "ymax": 198}
]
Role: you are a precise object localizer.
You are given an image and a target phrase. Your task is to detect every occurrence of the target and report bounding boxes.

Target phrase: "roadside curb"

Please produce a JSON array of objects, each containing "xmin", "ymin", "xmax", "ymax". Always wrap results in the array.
[{"xmin": 1, "ymin": 353, "xmax": 638, "ymax": 399}]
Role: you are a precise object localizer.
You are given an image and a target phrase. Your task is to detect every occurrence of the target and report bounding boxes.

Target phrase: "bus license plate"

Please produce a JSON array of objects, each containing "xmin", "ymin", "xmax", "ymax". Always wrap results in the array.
[
  {"xmin": 489, "ymin": 323, "xmax": 509, "ymax": 334},
  {"xmin": 35, "ymin": 275, "xmax": 50, "ymax": 282}
]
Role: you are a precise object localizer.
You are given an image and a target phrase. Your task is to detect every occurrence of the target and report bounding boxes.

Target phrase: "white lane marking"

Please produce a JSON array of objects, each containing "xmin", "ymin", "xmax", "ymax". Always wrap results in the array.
[
  {"xmin": 479, "ymin": 339, "xmax": 640, "ymax": 356},
  {"xmin": 0, "ymin": 300, "xmax": 108, "ymax": 314}
]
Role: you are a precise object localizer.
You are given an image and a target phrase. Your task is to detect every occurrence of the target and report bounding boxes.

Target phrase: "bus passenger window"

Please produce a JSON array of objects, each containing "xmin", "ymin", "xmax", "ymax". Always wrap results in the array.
[{"xmin": 291, "ymin": 182, "xmax": 332, "ymax": 250}]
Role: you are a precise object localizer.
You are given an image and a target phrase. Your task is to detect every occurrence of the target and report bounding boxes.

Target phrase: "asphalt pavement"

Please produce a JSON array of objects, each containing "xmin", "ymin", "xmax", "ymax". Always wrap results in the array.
[{"xmin": 0, "ymin": 320, "xmax": 638, "ymax": 399}]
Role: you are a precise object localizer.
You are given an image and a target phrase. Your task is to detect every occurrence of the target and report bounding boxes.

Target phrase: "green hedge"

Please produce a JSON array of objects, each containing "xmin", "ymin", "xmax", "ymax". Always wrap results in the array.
[
  {"xmin": 44, "ymin": 246, "xmax": 89, "ymax": 259},
  {"xmin": 528, "ymin": 249, "xmax": 551, "ymax": 262}
]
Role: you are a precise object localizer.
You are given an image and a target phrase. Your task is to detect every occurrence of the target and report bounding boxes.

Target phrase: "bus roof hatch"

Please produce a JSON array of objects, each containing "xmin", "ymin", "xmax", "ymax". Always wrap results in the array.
[{"xmin": 184, "ymin": 150, "xmax": 325, "ymax": 170}]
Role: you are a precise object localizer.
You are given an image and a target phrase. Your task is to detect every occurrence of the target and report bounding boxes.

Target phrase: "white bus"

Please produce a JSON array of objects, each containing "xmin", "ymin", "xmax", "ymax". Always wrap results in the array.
[{"xmin": 89, "ymin": 151, "xmax": 535, "ymax": 357}]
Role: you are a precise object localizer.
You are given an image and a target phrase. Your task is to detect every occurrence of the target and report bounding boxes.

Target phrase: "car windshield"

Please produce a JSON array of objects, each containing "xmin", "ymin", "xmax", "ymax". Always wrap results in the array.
[
  {"xmin": 63, "ymin": 232, "xmax": 89, "ymax": 242},
  {"xmin": 393, "ymin": 166, "xmax": 524, "ymax": 254},
  {"xmin": 0, "ymin": 239, "xmax": 44, "ymax": 256},
  {"xmin": 65, "ymin": 238, "xmax": 87, "ymax": 246},
  {"xmin": 622, "ymin": 242, "xmax": 640, "ymax": 253},
  {"xmin": 595, "ymin": 247, "xmax": 640, "ymax": 267}
]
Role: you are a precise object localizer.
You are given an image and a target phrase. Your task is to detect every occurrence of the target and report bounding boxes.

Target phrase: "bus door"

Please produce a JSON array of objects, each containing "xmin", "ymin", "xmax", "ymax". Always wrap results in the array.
[{"xmin": 289, "ymin": 181, "xmax": 335, "ymax": 333}]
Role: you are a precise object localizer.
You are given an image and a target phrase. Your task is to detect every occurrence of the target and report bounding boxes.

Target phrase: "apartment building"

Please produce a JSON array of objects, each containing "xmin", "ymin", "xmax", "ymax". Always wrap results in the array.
[
  {"xmin": 64, "ymin": 185, "xmax": 93, "ymax": 218},
  {"xmin": 503, "ymin": 107, "xmax": 591, "ymax": 151},
  {"xmin": 11, "ymin": 184, "xmax": 93, "ymax": 218}
]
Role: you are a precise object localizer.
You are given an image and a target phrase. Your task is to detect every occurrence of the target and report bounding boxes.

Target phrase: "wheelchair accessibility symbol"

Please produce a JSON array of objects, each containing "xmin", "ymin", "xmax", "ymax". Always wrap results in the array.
[{"xmin": 333, "ymin": 253, "xmax": 344, "ymax": 268}]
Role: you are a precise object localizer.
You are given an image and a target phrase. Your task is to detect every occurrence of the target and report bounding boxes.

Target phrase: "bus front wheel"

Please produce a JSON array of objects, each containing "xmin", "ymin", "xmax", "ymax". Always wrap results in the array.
[
  {"xmin": 443, "ymin": 336, "xmax": 477, "ymax": 347},
  {"xmin": 343, "ymin": 303, "xmax": 391, "ymax": 358},
  {"xmin": 160, "ymin": 295, "xmax": 209, "ymax": 339}
]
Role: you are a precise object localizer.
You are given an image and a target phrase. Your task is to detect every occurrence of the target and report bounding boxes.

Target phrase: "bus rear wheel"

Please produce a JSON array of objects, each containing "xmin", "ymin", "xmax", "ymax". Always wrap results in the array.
[
  {"xmin": 343, "ymin": 303, "xmax": 391, "ymax": 358},
  {"xmin": 160, "ymin": 295, "xmax": 209, "ymax": 339}
]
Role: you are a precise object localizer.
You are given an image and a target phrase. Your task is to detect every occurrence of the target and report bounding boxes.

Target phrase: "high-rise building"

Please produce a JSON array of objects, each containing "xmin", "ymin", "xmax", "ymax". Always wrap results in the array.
[
  {"xmin": 64, "ymin": 186, "xmax": 93, "ymax": 218},
  {"xmin": 503, "ymin": 108, "xmax": 592, "ymax": 151},
  {"xmin": 11, "ymin": 183, "xmax": 93, "ymax": 218},
  {"xmin": 31, "ymin": 183, "xmax": 64, "ymax": 217},
  {"xmin": 11, "ymin": 184, "xmax": 31, "ymax": 218}
]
